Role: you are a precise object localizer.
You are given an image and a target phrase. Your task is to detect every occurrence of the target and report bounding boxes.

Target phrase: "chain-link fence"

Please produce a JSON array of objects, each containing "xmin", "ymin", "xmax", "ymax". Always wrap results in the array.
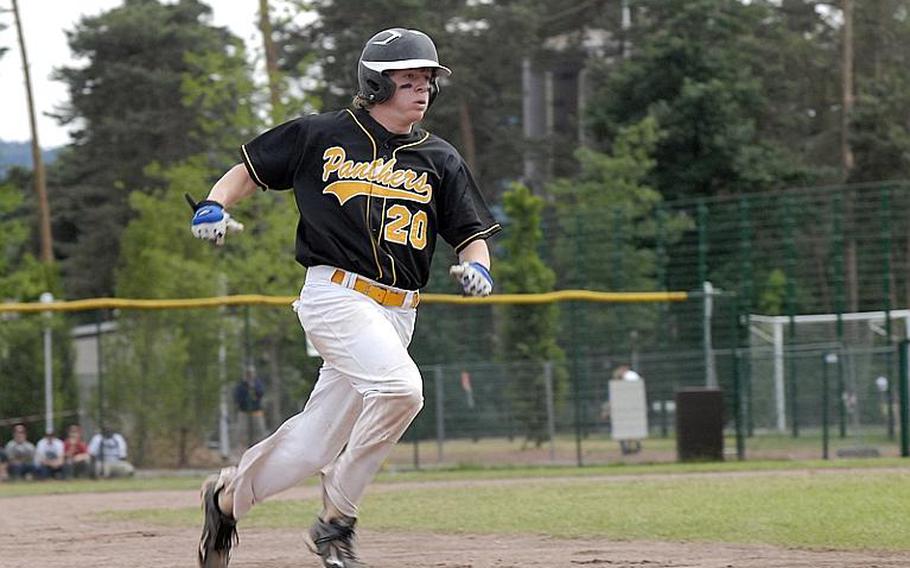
[
  {"xmin": 3, "ymin": 182, "xmax": 910, "ymax": 468},
  {"xmin": 2, "ymin": 292, "xmax": 905, "ymax": 469}
]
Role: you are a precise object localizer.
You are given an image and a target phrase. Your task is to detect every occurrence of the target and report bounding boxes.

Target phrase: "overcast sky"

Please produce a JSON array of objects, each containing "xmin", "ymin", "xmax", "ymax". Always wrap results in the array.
[{"xmin": 1, "ymin": 1, "xmax": 264, "ymax": 147}]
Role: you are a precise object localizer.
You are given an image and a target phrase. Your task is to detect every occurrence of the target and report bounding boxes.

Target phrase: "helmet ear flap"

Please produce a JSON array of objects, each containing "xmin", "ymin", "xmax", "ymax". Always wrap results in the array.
[
  {"xmin": 428, "ymin": 76, "xmax": 440, "ymax": 107},
  {"xmin": 365, "ymin": 77, "xmax": 382, "ymax": 101},
  {"xmin": 358, "ymin": 66, "xmax": 396, "ymax": 104}
]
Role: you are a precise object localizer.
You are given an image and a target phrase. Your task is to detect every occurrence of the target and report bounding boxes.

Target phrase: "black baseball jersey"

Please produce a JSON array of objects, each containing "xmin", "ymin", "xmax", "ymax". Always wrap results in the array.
[{"xmin": 240, "ymin": 108, "xmax": 501, "ymax": 290}]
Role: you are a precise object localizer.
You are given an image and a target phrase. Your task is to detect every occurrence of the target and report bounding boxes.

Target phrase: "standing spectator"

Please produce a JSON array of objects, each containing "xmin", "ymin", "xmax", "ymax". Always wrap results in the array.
[
  {"xmin": 63, "ymin": 424, "xmax": 92, "ymax": 479},
  {"xmin": 34, "ymin": 429, "xmax": 65, "ymax": 480},
  {"xmin": 233, "ymin": 365, "xmax": 268, "ymax": 448},
  {"xmin": 5, "ymin": 423, "xmax": 37, "ymax": 480},
  {"xmin": 88, "ymin": 427, "xmax": 135, "ymax": 478},
  {"xmin": 0, "ymin": 447, "xmax": 8, "ymax": 482}
]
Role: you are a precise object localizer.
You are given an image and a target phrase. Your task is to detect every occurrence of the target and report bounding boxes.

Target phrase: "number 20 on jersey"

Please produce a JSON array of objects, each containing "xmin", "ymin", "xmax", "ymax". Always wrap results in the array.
[{"xmin": 384, "ymin": 205, "xmax": 428, "ymax": 250}]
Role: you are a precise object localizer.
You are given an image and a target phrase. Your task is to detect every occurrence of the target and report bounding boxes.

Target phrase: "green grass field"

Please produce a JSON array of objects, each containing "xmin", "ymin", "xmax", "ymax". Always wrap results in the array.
[{"xmin": 5, "ymin": 459, "xmax": 907, "ymax": 551}]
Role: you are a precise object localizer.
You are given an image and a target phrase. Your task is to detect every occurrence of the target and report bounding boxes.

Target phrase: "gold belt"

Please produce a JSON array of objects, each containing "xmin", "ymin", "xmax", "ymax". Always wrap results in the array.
[{"xmin": 330, "ymin": 269, "xmax": 419, "ymax": 308}]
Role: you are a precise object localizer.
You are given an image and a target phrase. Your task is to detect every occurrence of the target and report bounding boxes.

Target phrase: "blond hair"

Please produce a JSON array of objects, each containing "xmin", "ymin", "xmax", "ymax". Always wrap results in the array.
[{"xmin": 352, "ymin": 93, "xmax": 374, "ymax": 109}]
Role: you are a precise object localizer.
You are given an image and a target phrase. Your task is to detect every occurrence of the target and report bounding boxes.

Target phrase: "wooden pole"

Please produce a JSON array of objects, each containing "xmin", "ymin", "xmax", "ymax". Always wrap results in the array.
[
  {"xmin": 12, "ymin": 0, "xmax": 54, "ymax": 265},
  {"xmin": 258, "ymin": 0, "xmax": 282, "ymax": 122}
]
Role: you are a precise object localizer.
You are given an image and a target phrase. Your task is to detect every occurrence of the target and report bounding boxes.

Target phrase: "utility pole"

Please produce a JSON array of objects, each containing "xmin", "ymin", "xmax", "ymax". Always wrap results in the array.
[
  {"xmin": 258, "ymin": 0, "xmax": 282, "ymax": 123},
  {"xmin": 11, "ymin": 0, "xmax": 54, "ymax": 265},
  {"xmin": 840, "ymin": 0, "xmax": 858, "ymax": 312}
]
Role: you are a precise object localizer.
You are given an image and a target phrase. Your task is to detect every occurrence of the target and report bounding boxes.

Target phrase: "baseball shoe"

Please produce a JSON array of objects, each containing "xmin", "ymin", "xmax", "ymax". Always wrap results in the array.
[
  {"xmin": 304, "ymin": 515, "xmax": 367, "ymax": 568},
  {"xmin": 197, "ymin": 467, "xmax": 238, "ymax": 568}
]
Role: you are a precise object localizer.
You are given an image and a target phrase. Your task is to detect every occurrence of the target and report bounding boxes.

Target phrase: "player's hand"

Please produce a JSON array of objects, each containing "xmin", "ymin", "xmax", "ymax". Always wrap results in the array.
[
  {"xmin": 185, "ymin": 193, "xmax": 244, "ymax": 246},
  {"xmin": 449, "ymin": 261, "xmax": 493, "ymax": 297}
]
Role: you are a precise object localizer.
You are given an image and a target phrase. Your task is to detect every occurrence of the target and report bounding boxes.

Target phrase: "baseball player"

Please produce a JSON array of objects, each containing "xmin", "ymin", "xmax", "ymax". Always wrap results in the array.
[{"xmin": 192, "ymin": 28, "xmax": 501, "ymax": 568}]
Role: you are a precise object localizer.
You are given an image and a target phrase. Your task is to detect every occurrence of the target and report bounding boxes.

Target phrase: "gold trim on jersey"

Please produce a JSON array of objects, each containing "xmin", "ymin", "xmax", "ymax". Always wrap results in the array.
[
  {"xmin": 345, "ymin": 109, "xmax": 384, "ymax": 280},
  {"xmin": 240, "ymin": 144, "xmax": 270, "ymax": 190},
  {"xmin": 454, "ymin": 224, "xmax": 503, "ymax": 253},
  {"xmin": 323, "ymin": 180, "xmax": 432, "ymax": 205}
]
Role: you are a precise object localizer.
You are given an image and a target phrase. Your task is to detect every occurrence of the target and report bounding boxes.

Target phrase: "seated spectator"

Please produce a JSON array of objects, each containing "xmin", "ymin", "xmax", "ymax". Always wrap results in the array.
[
  {"xmin": 5, "ymin": 423, "xmax": 37, "ymax": 480},
  {"xmin": 63, "ymin": 424, "xmax": 91, "ymax": 479},
  {"xmin": 34, "ymin": 429, "xmax": 65, "ymax": 480},
  {"xmin": 88, "ymin": 427, "xmax": 135, "ymax": 478}
]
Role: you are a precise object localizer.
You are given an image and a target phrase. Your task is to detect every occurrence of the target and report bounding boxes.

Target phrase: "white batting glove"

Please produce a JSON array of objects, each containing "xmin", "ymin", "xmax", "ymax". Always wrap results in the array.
[
  {"xmin": 449, "ymin": 261, "xmax": 494, "ymax": 297},
  {"xmin": 185, "ymin": 194, "xmax": 244, "ymax": 246}
]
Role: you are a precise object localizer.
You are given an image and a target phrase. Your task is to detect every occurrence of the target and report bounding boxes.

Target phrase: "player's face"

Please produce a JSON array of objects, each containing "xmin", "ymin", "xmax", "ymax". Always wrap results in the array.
[{"xmin": 384, "ymin": 68, "xmax": 434, "ymax": 123}]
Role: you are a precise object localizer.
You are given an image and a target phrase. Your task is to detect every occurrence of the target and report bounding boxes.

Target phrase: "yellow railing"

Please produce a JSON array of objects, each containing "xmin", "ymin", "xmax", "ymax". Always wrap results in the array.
[{"xmin": 0, "ymin": 290, "xmax": 688, "ymax": 313}]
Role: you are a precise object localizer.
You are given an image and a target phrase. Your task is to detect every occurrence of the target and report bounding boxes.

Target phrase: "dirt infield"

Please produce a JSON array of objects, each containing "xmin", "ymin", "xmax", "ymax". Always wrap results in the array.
[{"xmin": 1, "ymin": 480, "xmax": 908, "ymax": 568}]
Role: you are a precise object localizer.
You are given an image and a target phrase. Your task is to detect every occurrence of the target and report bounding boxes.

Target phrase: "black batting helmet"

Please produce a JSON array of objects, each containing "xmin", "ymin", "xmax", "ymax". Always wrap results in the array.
[{"xmin": 357, "ymin": 28, "xmax": 452, "ymax": 106}]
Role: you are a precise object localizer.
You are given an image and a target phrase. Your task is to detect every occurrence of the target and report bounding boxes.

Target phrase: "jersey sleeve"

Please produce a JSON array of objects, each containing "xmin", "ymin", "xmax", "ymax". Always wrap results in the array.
[
  {"xmin": 437, "ymin": 156, "xmax": 502, "ymax": 254},
  {"xmin": 240, "ymin": 118, "xmax": 308, "ymax": 190}
]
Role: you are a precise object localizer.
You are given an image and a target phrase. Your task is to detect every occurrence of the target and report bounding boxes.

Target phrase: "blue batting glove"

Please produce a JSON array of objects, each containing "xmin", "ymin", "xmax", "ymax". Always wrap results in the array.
[
  {"xmin": 449, "ymin": 261, "xmax": 494, "ymax": 297},
  {"xmin": 185, "ymin": 193, "xmax": 244, "ymax": 246}
]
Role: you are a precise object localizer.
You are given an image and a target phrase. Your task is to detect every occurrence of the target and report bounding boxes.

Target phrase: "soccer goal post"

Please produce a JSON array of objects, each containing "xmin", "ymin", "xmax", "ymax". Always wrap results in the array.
[{"xmin": 749, "ymin": 309, "xmax": 910, "ymax": 434}]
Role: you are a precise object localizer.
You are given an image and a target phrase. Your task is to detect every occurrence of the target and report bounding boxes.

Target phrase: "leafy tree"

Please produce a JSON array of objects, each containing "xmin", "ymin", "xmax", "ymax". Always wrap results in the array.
[
  {"xmin": 849, "ymin": 76, "xmax": 910, "ymax": 182},
  {"xmin": 49, "ymin": 0, "xmax": 254, "ymax": 299},
  {"xmin": 588, "ymin": 0, "xmax": 818, "ymax": 200},
  {"xmin": 110, "ymin": 37, "xmax": 314, "ymax": 464},
  {"xmin": 0, "ymin": 169, "xmax": 45, "ymax": 300},
  {"xmin": 113, "ymin": 164, "xmax": 314, "ymax": 466},
  {"xmin": 497, "ymin": 183, "xmax": 565, "ymax": 446},
  {"xmin": 110, "ymin": 159, "xmax": 226, "ymax": 466},
  {"xmin": 0, "ymin": 169, "xmax": 73, "ymax": 437},
  {"xmin": 848, "ymin": 0, "xmax": 910, "ymax": 182},
  {"xmin": 758, "ymin": 268, "xmax": 787, "ymax": 316},
  {"xmin": 547, "ymin": 117, "xmax": 691, "ymax": 354}
]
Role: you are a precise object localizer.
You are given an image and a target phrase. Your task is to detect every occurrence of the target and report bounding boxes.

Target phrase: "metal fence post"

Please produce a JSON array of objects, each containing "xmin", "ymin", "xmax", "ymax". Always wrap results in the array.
[
  {"xmin": 784, "ymin": 195, "xmax": 799, "ymax": 438},
  {"xmin": 703, "ymin": 281, "xmax": 717, "ymax": 388},
  {"xmin": 96, "ymin": 310, "xmax": 105, "ymax": 441},
  {"xmin": 697, "ymin": 200, "xmax": 708, "ymax": 286},
  {"xmin": 833, "ymin": 191, "xmax": 846, "ymax": 439},
  {"xmin": 731, "ymin": 294, "xmax": 745, "ymax": 460},
  {"xmin": 822, "ymin": 352, "xmax": 835, "ymax": 460},
  {"xmin": 218, "ymin": 325, "xmax": 230, "ymax": 462},
  {"xmin": 217, "ymin": 276, "xmax": 230, "ymax": 462},
  {"xmin": 881, "ymin": 186, "xmax": 895, "ymax": 439},
  {"xmin": 435, "ymin": 365, "xmax": 445, "ymax": 463},
  {"xmin": 612, "ymin": 207, "xmax": 624, "ymax": 291},
  {"xmin": 572, "ymin": 210, "xmax": 585, "ymax": 467},
  {"xmin": 571, "ymin": 302, "xmax": 583, "ymax": 467},
  {"xmin": 40, "ymin": 292, "xmax": 54, "ymax": 434},
  {"xmin": 738, "ymin": 196, "xmax": 754, "ymax": 437},
  {"xmin": 544, "ymin": 361, "xmax": 556, "ymax": 463},
  {"xmin": 836, "ymin": 347, "xmax": 846, "ymax": 439},
  {"xmin": 899, "ymin": 340, "xmax": 909, "ymax": 457}
]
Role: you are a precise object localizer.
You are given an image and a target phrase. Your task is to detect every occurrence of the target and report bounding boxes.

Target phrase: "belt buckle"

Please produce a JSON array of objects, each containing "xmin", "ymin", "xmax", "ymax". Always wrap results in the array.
[{"xmin": 367, "ymin": 284, "xmax": 388, "ymax": 305}]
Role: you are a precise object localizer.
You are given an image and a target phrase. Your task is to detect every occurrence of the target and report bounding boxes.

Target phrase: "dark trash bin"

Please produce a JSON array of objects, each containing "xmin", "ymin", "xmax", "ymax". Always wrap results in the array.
[{"xmin": 675, "ymin": 387, "xmax": 724, "ymax": 462}]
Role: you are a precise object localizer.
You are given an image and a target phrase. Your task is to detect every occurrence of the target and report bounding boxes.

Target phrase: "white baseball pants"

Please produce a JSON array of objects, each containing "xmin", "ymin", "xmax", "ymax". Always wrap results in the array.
[{"xmin": 228, "ymin": 265, "xmax": 423, "ymax": 519}]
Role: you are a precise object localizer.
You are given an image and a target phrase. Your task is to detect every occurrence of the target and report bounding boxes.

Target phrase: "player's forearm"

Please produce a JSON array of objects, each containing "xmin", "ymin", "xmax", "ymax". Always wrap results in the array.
[
  {"xmin": 207, "ymin": 163, "xmax": 259, "ymax": 208},
  {"xmin": 458, "ymin": 239, "xmax": 491, "ymax": 269}
]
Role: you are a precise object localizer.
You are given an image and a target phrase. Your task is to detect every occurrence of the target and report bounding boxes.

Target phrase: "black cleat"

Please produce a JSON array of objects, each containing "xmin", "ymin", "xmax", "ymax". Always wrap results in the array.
[
  {"xmin": 304, "ymin": 516, "xmax": 367, "ymax": 568},
  {"xmin": 197, "ymin": 469, "xmax": 238, "ymax": 567}
]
